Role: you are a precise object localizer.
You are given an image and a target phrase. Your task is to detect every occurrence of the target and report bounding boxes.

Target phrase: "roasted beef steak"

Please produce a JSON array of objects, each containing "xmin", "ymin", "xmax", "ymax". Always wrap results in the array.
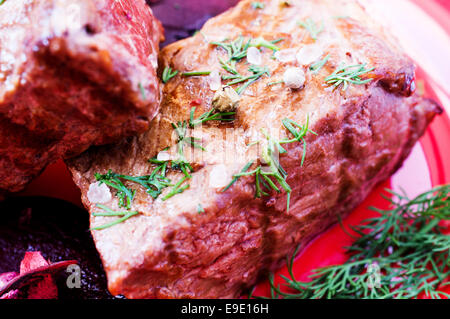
[
  {"xmin": 68, "ymin": 0, "xmax": 442, "ymax": 298},
  {"xmin": 0, "ymin": 0, "xmax": 163, "ymax": 193}
]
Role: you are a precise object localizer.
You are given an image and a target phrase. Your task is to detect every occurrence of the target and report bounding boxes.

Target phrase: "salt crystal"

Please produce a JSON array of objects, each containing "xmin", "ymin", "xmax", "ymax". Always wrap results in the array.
[
  {"xmin": 208, "ymin": 70, "xmax": 222, "ymax": 91},
  {"xmin": 274, "ymin": 48, "xmax": 297, "ymax": 63},
  {"xmin": 87, "ymin": 182, "xmax": 112, "ymax": 204},
  {"xmin": 209, "ymin": 164, "xmax": 229, "ymax": 188},
  {"xmin": 157, "ymin": 151, "xmax": 171, "ymax": 162},
  {"xmin": 296, "ymin": 45, "xmax": 323, "ymax": 66},
  {"xmin": 247, "ymin": 47, "xmax": 262, "ymax": 65}
]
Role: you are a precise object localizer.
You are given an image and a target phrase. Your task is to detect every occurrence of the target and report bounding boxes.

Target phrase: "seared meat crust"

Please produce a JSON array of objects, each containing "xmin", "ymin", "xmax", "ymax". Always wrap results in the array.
[
  {"xmin": 0, "ymin": 0, "xmax": 162, "ymax": 193},
  {"xmin": 68, "ymin": 0, "xmax": 441, "ymax": 298}
]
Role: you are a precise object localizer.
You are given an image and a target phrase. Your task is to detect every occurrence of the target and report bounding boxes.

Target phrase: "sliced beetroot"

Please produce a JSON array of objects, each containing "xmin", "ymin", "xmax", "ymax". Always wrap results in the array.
[{"xmin": 0, "ymin": 251, "xmax": 77, "ymax": 299}]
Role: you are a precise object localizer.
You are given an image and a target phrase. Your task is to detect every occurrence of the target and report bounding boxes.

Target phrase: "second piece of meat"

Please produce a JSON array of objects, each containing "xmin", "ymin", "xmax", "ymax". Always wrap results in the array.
[{"xmin": 0, "ymin": 0, "xmax": 163, "ymax": 193}]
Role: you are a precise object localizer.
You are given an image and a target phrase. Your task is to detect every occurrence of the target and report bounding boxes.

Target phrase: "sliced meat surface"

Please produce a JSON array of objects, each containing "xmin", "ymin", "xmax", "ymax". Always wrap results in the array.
[
  {"xmin": 68, "ymin": 0, "xmax": 442, "ymax": 298},
  {"xmin": 0, "ymin": 0, "xmax": 163, "ymax": 193}
]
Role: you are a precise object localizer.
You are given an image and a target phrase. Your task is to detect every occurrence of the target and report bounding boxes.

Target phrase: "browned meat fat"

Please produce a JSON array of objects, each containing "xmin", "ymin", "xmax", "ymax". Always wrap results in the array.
[
  {"xmin": 68, "ymin": 0, "xmax": 442, "ymax": 298},
  {"xmin": 0, "ymin": 0, "xmax": 163, "ymax": 193}
]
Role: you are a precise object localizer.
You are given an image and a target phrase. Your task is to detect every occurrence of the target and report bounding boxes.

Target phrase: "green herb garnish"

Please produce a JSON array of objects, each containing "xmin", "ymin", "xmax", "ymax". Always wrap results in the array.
[
  {"xmin": 211, "ymin": 36, "xmax": 252, "ymax": 62},
  {"xmin": 189, "ymin": 107, "xmax": 236, "ymax": 128},
  {"xmin": 251, "ymin": 2, "xmax": 265, "ymax": 9},
  {"xmin": 181, "ymin": 71, "xmax": 212, "ymax": 77},
  {"xmin": 226, "ymin": 65, "xmax": 271, "ymax": 95},
  {"xmin": 138, "ymin": 83, "xmax": 146, "ymax": 100},
  {"xmin": 251, "ymin": 37, "xmax": 281, "ymax": 52},
  {"xmin": 95, "ymin": 163, "xmax": 172, "ymax": 209},
  {"xmin": 325, "ymin": 63, "xmax": 374, "ymax": 90},
  {"xmin": 163, "ymin": 107, "xmax": 236, "ymax": 199},
  {"xmin": 298, "ymin": 18, "xmax": 324, "ymax": 41},
  {"xmin": 95, "ymin": 171, "xmax": 135, "ymax": 209},
  {"xmin": 227, "ymin": 116, "xmax": 314, "ymax": 212},
  {"xmin": 309, "ymin": 54, "xmax": 329, "ymax": 73},
  {"xmin": 197, "ymin": 204, "xmax": 205, "ymax": 214},
  {"xmin": 93, "ymin": 107, "xmax": 236, "ymax": 227},
  {"xmin": 211, "ymin": 36, "xmax": 281, "ymax": 94},
  {"xmin": 91, "ymin": 204, "xmax": 139, "ymax": 231},
  {"xmin": 262, "ymin": 185, "xmax": 450, "ymax": 299},
  {"xmin": 267, "ymin": 80, "xmax": 284, "ymax": 86},
  {"xmin": 162, "ymin": 66, "xmax": 179, "ymax": 83},
  {"xmin": 222, "ymin": 161, "xmax": 255, "ymax": 193}
]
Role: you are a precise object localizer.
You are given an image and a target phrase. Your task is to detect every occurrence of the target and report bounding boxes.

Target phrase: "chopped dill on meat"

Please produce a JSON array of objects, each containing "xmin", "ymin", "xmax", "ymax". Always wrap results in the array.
[
  {"xmin": 251, "ymin": 2, "xmax": 265, "ymax": 9},
  {"xmin": 325, "ymin": 63, "xmax": 375, "ymax": 90},
  {"xmin": 91, "ymin": 204, "xmax": 139, "ymax": 231},
  {"xmin": 211, "ymin": 36, "xmax": 252, "ymax": 62},
  {"xmin": 298, "ymin": 18, "xmax": 324, "ymax": 41},
  {"xmin": 181, "ymin": 71, "xmax": 212, "ymax": 77},
  {"xmin": 162, "ymin": 66, "xmax": 178, "ymax": 83},
  {"xmin": 211, "ymin": 36, "xmax": 282, "ymax": 94},
  {"xmin": 267, "ymin": 80, "xmax": 284, "ymax": 86},
  {"xmin": 309, "ymin": 54, "xmax": 329, "ymax": 73},
  {"xmin": 197, "ymin": 204, "xmax": 205, "ymax": 214},
  {"xmin": 251, "ymin": 185, "xmax": 450, "ymax": 299},
  {"xmin": 138, "ymin": 82, "xmax": 146, "ymax": 100},
  {"xmin": 189, "ymin": 107, "xmax": 236, "ymax": 127},
  {"xmin": 251, "ymin": 37, "xmax": 282, "ymax": 52},
  {"xmin": 224, "ymin": 116, "xmax": 316, "ymax": 212},
  {"xmin": 92, "ymin": 107, "xmax": 236, "ymax": 229},
  {"xmin": 223, "ymin": 65, "xmax": 271, "ymax": 94}
]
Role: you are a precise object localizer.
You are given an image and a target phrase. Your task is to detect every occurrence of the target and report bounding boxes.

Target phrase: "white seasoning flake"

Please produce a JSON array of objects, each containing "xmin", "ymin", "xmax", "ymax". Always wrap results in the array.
[
  {"xmin": 283, "ymin": 67, "xmax": 306, "ymax": 89},
  {"xmin": 208, "ymin": 70, "xmax": 222, "ymax": 91},
  {"xmin": 296, "ymin": 45, "xmax": 323, "ymax": 66},
  {"xmin": 87, "ymin": 182, "xmax": 112, "ymax": 204},
  {"xmin": 247, "ymin": 47, "xmax": 262, "ymax": 66},
  {"xmin": 157, "ymin": 150, "xmax": 171, "ymax": 162},
  {"xmin": 208, "ymin": 164, "xmax": 229, "ymax": 188},
  {"xmin": 274, "ymin": 48, "xmax": 297, "ymax": 63}
]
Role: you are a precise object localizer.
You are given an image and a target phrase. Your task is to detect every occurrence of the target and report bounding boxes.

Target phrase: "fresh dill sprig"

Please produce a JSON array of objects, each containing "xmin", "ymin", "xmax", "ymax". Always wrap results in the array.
[
  {"xmin": 94, "ymin": 163, "xmax": 172, "ymax": 209},
  {"xmin": 211, "ymin": 36, "xmax": 251, "ymax": 62},
  {"xmin": 93, "ymin": 107, "xmax": 236, "ymax": 226},
  {"xmin": 211, "ymin": 36, "xmax": 281, "ymax": 94},
  {"xmin": 262, "ymin": 185, "xmax": 450, "ymax": 299},
  {"xmin": 181, "ymin": 71, "xmax": 212, "ymax": 77},
  {"xmin": 298, "ymin": 18, "xmax": 324, "ymax": 41},
  {"xmin": 251, "ymin": 2, "xmax": 265, "ymax": 9},
  {"xmin": 91, "ymin": 204, "xmax": 139, "ymax": 231},
  {"xmin": 138, "ymin": 83, "xmax": 146, "ymax": 100},
  {"xmin": 197, "ymin": 204, "xmax": 205, "ymax": 214},
  {"xmin": 162, "ymin": 66, "xmax": 179, "ymax": 83},
  {"xmin": 95, "ymin": 171, "xmax": 136, "ymax": 209},
  {"xmin": 163, "ymin": 106, "xmax": 236, "ymax": 199},
  {"xmin": 221, "ymin": 63, "xmax": 270, "ymax": 95},
  {"xmin": 222, "ymin": 161, "xmax": 255, "ymax": 193},
  {"xmin": 189, "ymin": 107, "xmax": 235, "ymax": 128},
  {"xmin": 267, "ymin": 80, "xmax": 283, "ymax": 86},
  {"xmin": 235, "ymin": 66, "xmax": 270, "ymax": 95},
  {"xmin": 251, "ymin": 37, "xmax": 281, "ymax": 52},
  {"xmin": 309, "ymin": 54, "xmax": 330, "ymax": 73},
  {"xmin": 325, "ymin": 63, "xmax": 375, "ymax": 90},
  {"xmin": 226, "ymin": 116, "xmax": 313, "ymax": 212}
]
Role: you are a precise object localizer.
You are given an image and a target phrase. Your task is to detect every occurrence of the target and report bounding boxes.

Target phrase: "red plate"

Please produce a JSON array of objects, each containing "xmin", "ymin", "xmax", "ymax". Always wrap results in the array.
[{"xmin": 15, "ymin": 0, "xmax": 450, "ymax": 298}]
